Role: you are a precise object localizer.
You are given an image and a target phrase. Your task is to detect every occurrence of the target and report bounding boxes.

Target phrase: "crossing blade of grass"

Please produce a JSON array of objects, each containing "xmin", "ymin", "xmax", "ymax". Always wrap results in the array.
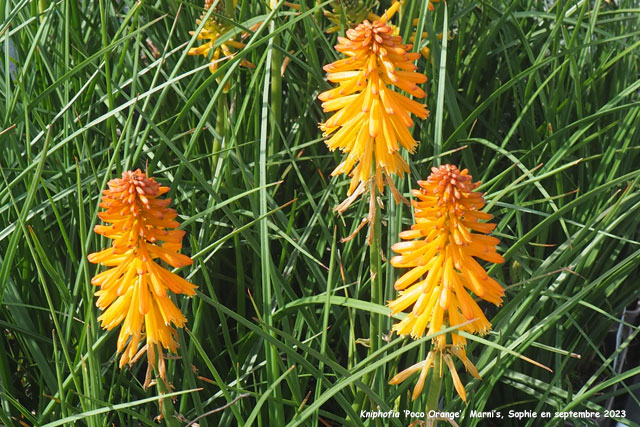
[
  {"xmin": 196, "ymin": 289, "xmax": 364, "ymax": 424},
  {"xmin": 245, "ymin": 365, "xmax": 295, "ymax": 427},
  {"xmin": 42, "ymin": 388, "xmax": 201, "ymax": 427},
  {"xmin": 259, "ymin": 5, "xmax": 282, "ymax": 424},
  {"xmin": 432, "ymin": 1, "xmax": 448, "ymax": 166}
]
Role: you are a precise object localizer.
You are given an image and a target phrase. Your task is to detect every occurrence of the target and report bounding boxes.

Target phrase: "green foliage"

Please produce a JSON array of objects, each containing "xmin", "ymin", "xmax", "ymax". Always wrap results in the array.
[{"xmin": 0, "ymin": 0, "xmax": 639, "ymax": 425}]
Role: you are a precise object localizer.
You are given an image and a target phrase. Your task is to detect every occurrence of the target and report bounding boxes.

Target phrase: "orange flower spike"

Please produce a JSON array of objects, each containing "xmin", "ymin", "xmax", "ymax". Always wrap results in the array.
[
  {"xmin": 389, "ymin": 164, "xmax": 504, "ymax": 340},
  {"xmin": 388, "ymin": 165, "xmax": 504, "ymax": 401},
  {"xmin": 318, "ymin": 1, "xmax": 429, "ymax": 215},
  {"xmin": 188, "ymin": 0, "xmax": 254, "ymax": 79},
  {"xmin": 88, "ymin": 170, "xmax": 197, "ymax": 372}
]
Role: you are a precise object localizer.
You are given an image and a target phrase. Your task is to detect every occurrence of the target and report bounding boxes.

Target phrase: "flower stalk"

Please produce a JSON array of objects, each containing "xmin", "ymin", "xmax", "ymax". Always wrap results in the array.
[
  {"xmin": 156, "ymin": 353, "xmax": 182, "ymax": 427},
  {"xmin": 324, "ymin": 0, "xmax": 377, "ymax": 33},
  {"xmin": 213, "ymin": 92, "xmax": 226, "ymax": 175},
  {"xmin": 425, "ymin": 351, "xmax": 442, "ymax": 413},
  {"xmin": 369, "ymin": 181, "xmax": 383, "ymax": 355},
  {"xmin": 269, "ymin": 1, "xmax": 282, "ymax": 182}
]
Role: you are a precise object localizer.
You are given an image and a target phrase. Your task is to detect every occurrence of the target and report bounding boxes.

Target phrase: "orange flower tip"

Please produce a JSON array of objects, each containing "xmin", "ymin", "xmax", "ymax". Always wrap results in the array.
[{"xmin": 388, "ymin": 378, "xmax": 399, "ymax": 385}]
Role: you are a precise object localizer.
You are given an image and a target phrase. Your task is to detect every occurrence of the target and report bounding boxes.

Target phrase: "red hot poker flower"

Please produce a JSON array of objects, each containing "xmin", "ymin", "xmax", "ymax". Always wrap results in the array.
[
  {"xmin": 389, "ymin": 165, "xmax": 504, "ymax": 342},
  {"xmin": 88, "ymin": 170, "xmax": 197, "ymax": 373},
  {"xmin": 318, "ymin": 1, "xmax": 429, "ymax": 215},
  {"xmin": 388, "ymin": 165, "xmax": 505, "ymax": 402}
]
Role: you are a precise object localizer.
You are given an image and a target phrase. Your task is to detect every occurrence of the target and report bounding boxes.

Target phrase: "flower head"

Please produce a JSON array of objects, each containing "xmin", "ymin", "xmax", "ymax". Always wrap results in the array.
[
  {"xmin": 388, "ymin": 164, "xmax": 504, "ymax": 401},
  {"xmin": 88, "ymin": 170, "xmax": 197, "ymax": 373},
  {"xmin": 366, "ymin": 9, "xmax": 446, "ymax": 61},
  {"xmin": 188, "ymin": 0, "xmax": 254, "ymax": 76},
  {"xmin": 318, "ymin": 1, "xmax": 429, "ymax": 215},
  {"xmin": 389, "ymin": 164, "xmax": 504, "ymax": 341}
]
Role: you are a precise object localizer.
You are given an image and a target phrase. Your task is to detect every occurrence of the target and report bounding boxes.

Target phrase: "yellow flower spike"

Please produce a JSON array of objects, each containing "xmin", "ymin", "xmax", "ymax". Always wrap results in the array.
[
  {"xmin": 188, "ymin": 0, "xmax": 253, "ymax": 88},
  {"xmin": 318, "ymin": 2, "xmax": 429, "ymax": 230},
  {"xmin": 190, "ymin": 1, "xmax": 298, "ymax": 80},
  {"xmin": 88, "ymin": 169, "xmax": 197, "ymax": 382},
  {"xmin": 388, "ymin": 164, "xmax": 505, "ymax": 401},
  {"xmin": 389, "ymin": 164, "xmax": 504, "ymax": 340}
]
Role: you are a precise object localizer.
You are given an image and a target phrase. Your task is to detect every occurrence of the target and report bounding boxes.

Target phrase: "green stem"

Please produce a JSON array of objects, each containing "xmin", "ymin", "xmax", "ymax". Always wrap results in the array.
[
  {"xmin": 224, "ymin": 0, "xmax": 234, "ymax": 17},
  {"xmin": 356, "ymin": 181, "xmax": 384, "ymax": 414},
  {"xmin": 269, "ymin": 26, "xmax": 282, "ymax": 183},
  {"xmin": 234, "ymin": 234, "xmax": 246, "ymax": 338},
  {"xmin": 151, "ymin": 347, "xmax": 181, "ymax": 427},
  {"xmin": 370, "ymin": 183, "xmax": 384, "ymax": 406},
  {"xmin": 213, "ymin": 93, "xmax": 226, "ymax": 176},
  {"xmin": 426, "ymin": 352, "xmax": 443, "ymax": 424},
  {"xmin": 369, "ymin": 184, "xmax": 383, "ymax": 357},
  {"xmin": 211, "ymin": 0, "xmax": 234, "ymax": 175},
  {"xmin": 432, "ymin": 2, "xmax": 448, "ymax": 167},
  {"xmin": 314, "ymin": 0, "xmax": 323, "ymax": 24},
  {"xmin": 37, "ymin": 0, "xmax": 47, "ymax": 20},
  {"xmin": 260, "ymin": 3, "xmax": 284, "ymax": 424},
  {"xmin": 156, "ymin": 373, "xmax": 182, "ymax": 427},
  {"xmin": 99, "ymin": 0, "xmax": 119, "ymax": 172}
]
